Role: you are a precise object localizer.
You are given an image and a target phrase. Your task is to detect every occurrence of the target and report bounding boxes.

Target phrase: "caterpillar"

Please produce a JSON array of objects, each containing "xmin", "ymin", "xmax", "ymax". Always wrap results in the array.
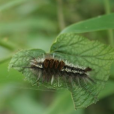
[{"xmin": 14, "ymin": 54, "xmax": 94, "ymax": 86}]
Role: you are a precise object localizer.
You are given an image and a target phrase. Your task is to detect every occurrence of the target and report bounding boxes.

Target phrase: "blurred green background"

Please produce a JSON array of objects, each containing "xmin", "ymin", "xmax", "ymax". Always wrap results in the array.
[{"xmin": 0, "ymin": 0, "xmax": 114, "ymax": 114}]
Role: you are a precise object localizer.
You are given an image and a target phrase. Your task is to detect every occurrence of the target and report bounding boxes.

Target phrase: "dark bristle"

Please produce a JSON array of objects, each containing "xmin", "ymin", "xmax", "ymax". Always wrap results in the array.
[
  {"xmin": 49, "ymin": 59, "xmax": 55, "ymax": 68},
  {"xmin": 43, "ymin": 59, "xmax": 50, "ymax": 68},
  {"xmin": 43, "ymin": 59, "xmax": 65, "ymax": 71},
  {"xmin": 59, "ymin": 61, "xmax": 65, "ymax": 70},
  {"xmin": 85, "ymin": 67, "xmax": 92, "ymax": 72},
  {"xmin": 54, "ymin": 60, "xmax": 59, "ymax": 69}
]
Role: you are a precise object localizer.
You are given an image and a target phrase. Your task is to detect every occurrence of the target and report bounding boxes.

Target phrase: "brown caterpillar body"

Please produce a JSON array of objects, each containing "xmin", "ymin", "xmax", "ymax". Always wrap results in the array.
[{"xmin": 29, "ymin": 58, "xmax": 93, "ymax": 85}]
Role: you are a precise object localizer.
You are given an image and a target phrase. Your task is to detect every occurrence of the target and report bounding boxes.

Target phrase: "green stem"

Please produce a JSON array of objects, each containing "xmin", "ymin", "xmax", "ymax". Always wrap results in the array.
[
  {"xmin": 104, "ymin": 0, "xmax": 114, "ymax": 46},
  {"xmin": 57, "ymin": 0, "xmax": 65, "ymax": 31},
  {"xmin": 0, "ymin": 40, "xmax": 17, "ymax": 51},
  {"xmin": 0, "ymin": 55, "xmax": 12, "ymax": 64}
]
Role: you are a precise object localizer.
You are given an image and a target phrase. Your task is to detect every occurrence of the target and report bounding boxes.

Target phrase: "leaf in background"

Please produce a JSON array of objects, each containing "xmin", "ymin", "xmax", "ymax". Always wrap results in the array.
[
  {"xmin": 10, "ymin": 92, "xmax": 44, "ymax": 114},
  {"xmin": 99, "ymin": 80, "xmax": 114, "ymax": 99},
  {"xmin": 61, "ymin": 13, "xmax": 114, "ymax": 34},
  {"xmin": 50, "ymin": 33, "xmax": 114, "ymax": 109},
  {"xmin": 0, "ymin": 18, "xmax": 57, "ymax": 34},
  {"xmin": 110, "ymin": 62, "xmax": 114, "ymax": 76},
  {"xmin": 0, "ymin": 0, "xmax": 28, "ymax": 11},
  {"xmin": 43, "ymin": 90, "xmax": 84, "ymax": 114}
]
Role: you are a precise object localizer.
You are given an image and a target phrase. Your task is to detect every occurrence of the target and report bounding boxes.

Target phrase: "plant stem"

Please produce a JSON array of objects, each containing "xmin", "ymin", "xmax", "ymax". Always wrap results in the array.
[
  {"xmin": 104, "ymin": 0, "xmax": 114, "ymax": 46},
  {"xmin": 0, "ymin": 40, "xmax": 17, "ymax": 51},
  {"xmin": 0, "ymin": 55, "xmax": 12, "ymax": 64},
  {"xmin": 57, "ymin": 0, "xmax": 65, "ymax": 31}
]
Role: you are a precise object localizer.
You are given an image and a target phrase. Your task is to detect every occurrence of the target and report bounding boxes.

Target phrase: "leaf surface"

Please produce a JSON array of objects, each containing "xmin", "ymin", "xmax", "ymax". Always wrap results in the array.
[
  {"xmin": 50, "ymin": 33, "xmax": 114, "ymax": 108},
  {"xmin": 61, "ymin": 13, "xmax": 114, "ymax": 34},
  {"xmin": 9, "ymin": 33, "xmax": 114, "ymax": 109}
]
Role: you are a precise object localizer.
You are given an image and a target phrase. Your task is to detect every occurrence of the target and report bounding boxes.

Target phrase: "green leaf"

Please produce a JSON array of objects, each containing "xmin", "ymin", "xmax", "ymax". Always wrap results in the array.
[
  {"xmin": 43, "ymin": 90, "xmax": 84, "ymax": 114},
  {"xmin": 61, "ymin": 13, "xmax": 114, "ymax": 34},
  {"xmin": 50, "ymin": 33, "xmax": 114, "ymax": 109},
  {"xmin": 110, "ymin": 62, "xmax": 114, "ymax": 76},
  {"xmin": 0, "ymin": 18, "xmax": 57, "ymax": 34},
  {"xmin": 10, "ymin": 92, "xmax": 44, "ymax": 114},
  {"xmin": 9, "ymin": 33, "xmax": 114, "ymax": 109},
  {"xmin": 9, "ymin": 49, "xmax": 46, "ymax": 85},
  {"xmin": 99, "ymin": 80, "xmax": 114, "ymax": 99},
  {"xmin": 0, "ymin": 0, "xmax": 28, "ymax": 11}
]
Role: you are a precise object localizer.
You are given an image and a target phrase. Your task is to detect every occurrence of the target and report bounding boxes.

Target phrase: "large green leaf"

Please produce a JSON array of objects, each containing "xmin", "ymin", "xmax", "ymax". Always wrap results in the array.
[
  {"xmin": 9, "ymin": 33, "xmax": 114, "ymax": 109},
  {"xmin": 50, "ymin": 33, "xmax": 114, "ymax": 109},
  {"xmin": 61, "ymin": 13, "xmax": 114, "ymax": 34}
]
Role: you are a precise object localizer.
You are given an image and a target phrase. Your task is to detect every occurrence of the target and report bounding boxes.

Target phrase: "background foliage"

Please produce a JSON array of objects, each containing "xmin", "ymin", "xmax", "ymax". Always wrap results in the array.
[{"xmin": 0, "ymin": 0, "xmax": 114, "ymax": 114}]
